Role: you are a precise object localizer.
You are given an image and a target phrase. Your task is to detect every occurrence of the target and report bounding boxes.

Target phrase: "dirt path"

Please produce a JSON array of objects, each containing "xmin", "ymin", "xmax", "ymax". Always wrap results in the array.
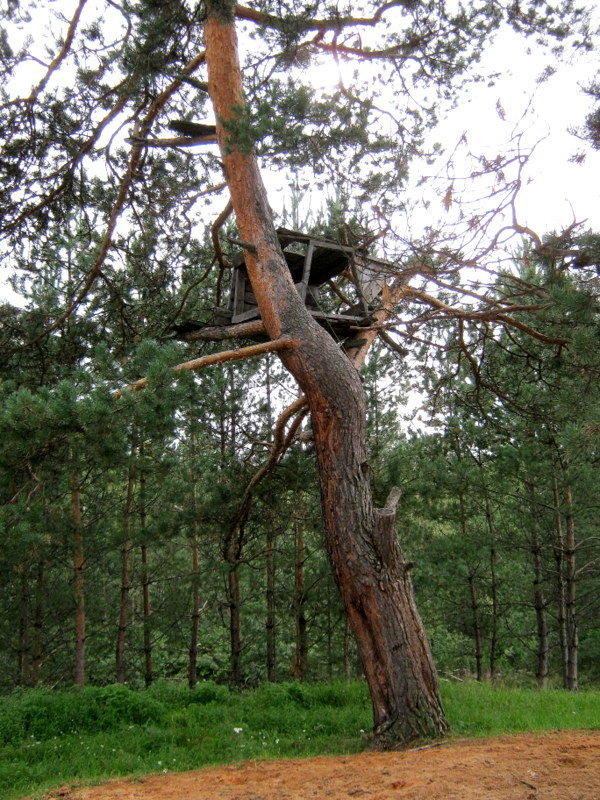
[{"xmin": 48, "ymin": 730, "xmax": 600, "ymax": 800}]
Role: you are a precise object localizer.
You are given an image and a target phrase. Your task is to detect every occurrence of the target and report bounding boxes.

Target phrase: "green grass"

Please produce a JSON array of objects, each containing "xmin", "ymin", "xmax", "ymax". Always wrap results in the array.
[{"xmin": 0, "ymin": 679, "xmax": 599, "ymax": 800}]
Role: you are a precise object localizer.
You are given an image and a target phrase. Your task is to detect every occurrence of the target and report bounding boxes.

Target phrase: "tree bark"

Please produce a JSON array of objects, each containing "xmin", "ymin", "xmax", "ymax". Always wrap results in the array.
[{"xmin": 205, "ymin": 2, "xmax": 447, "ymax": 745}]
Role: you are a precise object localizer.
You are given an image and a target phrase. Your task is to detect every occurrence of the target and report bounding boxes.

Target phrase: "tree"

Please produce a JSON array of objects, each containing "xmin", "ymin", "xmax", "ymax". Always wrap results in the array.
[{"xmin": 2, "ymin": 0, "xmax": 594, "ymax": 744}]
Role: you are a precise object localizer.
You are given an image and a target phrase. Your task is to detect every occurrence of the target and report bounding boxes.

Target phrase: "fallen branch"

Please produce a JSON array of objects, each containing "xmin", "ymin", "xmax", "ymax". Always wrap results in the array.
[{"xmin": 115, "ymin": 337, "xmax": 297, "ymax": 398}]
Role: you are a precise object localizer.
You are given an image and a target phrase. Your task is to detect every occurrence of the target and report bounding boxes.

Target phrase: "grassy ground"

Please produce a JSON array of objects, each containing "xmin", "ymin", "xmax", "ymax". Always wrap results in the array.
[{"xmin": 1, "ymin": 680, "xmax": 599, "ymax": 800}]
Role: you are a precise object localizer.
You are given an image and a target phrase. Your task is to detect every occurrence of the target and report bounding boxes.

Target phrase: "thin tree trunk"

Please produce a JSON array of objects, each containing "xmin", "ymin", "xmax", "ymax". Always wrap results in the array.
[
  {"xmin": 529, "ymin": 485, "xmax": 549, "ymax": 689},
  {"xmin": 205, "ymin": 5, "xmax": 447, "ymax": 745},
  {"xmin": 264, "ymin": 357, "xmax": 277, "ymax": 682},
  {"xmin": 484, "ymin": 496, "xmax": 499, "ymax": 681},
  {"xmin": 265, "ymin": 524, "xmax": 277, "ymax": 681},
  {"xmin": 459, "ymin": 493, "xmax": 483, "ymax": 682},
  {"xmin": 227, "ymin": 564, "xmax": 242, "ymax": 684},
  {"xmin": 17, "ymin": 561, "xmax": 30, "ymax": 687},
  {"xmin": 466, "ymin": 569, "xmax": 484, "ymax": 682},
  {"xmin": 71, "ymin": 471, "xmax": 86, "ymax": 686},
  {"xmin": 139, "ymin": 454, "xmax": 152, "ymax": 688},
  {"xmin": 552, "ymin": 469, "xmax": 569, "ymax": 688},
  {"xmin": 292, "ymin": 520, "xmax": 308, "ymax": 680},
  {"xmin": 188, "ymin": 535, "xmax": 201, "ymax": 689},
  {"xmin": 116, "ymin": 436, "xmax": 136, "ymax": 684},
  {"xmin": 31, "ymin": 558, "xmax": 44, "ymax": 687},
  {"xmin": 188, "ymin": 419, "xmax": 202, "ymax": 690},
  {"xmin": 72, "ymin": 469, "xmax": 86, "ymax": 687},
  {"xmin": 563, "ymin": 475, "xmax": 578, "ymax": 691},
  {"xmin": 343, "ymin": 615, "xmax": 353, "ymax": 681}
]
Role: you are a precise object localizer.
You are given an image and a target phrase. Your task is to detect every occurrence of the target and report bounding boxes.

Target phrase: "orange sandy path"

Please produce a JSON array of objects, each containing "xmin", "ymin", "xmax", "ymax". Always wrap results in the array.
[{"xmin": 45, "ymin": 730, "xmax": 600, "ymax": 800}]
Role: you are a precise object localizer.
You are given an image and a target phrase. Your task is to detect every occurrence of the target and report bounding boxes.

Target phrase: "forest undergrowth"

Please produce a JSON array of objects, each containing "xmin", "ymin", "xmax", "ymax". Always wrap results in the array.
[{"xmin": 1, "ymin": 680, "xmax": 599, "ymax": 800}]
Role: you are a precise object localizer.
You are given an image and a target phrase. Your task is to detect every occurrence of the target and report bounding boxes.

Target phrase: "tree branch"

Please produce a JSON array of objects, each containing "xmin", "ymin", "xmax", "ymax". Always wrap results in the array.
[{"xmin": 115, "ymin": 337, "xmax": 297, "ymax": 398}]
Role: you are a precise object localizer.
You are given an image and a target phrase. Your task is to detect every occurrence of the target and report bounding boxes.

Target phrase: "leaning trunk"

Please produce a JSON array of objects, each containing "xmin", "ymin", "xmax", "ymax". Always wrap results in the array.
[{"xmin": 205, "ymin": 3, "xmax": 447, "ymax": 745}]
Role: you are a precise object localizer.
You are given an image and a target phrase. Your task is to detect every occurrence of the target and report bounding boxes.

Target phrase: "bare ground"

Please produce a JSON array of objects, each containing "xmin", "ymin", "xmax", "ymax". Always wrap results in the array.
[{"xmin": 44, "ymin": 730, "xmax": 600, "ymax": 800}]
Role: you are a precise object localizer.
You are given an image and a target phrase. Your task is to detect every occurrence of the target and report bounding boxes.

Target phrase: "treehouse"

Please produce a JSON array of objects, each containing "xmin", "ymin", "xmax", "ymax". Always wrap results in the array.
[{"xmin": 213, "ymin": 228, "xmax": 388, "ymax": 339}]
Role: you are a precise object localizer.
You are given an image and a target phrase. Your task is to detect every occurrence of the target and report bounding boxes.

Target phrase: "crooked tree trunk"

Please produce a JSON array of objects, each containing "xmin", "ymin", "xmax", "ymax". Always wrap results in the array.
[{"xmin": 205, "ymin": 2, "xmax": 447, "ymax": 745}]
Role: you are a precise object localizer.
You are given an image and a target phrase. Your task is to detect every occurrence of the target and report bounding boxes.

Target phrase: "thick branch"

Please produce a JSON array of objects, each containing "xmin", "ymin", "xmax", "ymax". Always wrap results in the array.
[
  {"xmin": 126, "ymin": 134, "xmax": 217, "ymax": 148},
  {"xmin": 182, "ymin": 319, "xmax": 266, "ymax": 342},
  {"xmin": 115, "ymin": 337, "xmax": 297, "ymax": 398},
  {"xmin": 234, "ymin": 2, "xmax": 405, "ymax": 31}
]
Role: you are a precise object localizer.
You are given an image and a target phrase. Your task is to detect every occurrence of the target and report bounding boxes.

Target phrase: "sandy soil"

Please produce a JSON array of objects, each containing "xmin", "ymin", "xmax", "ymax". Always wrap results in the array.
[{"xmin": 45, "ymin": 730, "xmax": 600, "ymax": 800}]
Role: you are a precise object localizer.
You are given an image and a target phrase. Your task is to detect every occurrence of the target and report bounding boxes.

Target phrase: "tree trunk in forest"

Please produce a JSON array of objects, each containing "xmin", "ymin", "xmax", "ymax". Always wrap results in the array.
[
  {"xmin": 17, "ymin": 561, "xmax": 30, "ymax": 687},
  {"xmin": 552, "ymin": 470, "xmax": 569, "ymax": 688},
  {"xmin": 139, "ymin": 456, "xmax": 153, "ymax": 688},
  {"xmin": 343, "ymin": 616, "xmax": 354, "ymax": 681},
  {"xmin": 188, "ymin": 422, "xmax": 202, "ymax": 690},
  {"xmin": 292, "ymin": 520, "xmax": 308, "ymax": 680},
  {"xmin": 205, "ymin": 2, "xmax": 447, "ymax": 745},
  {"xmin": 563, "ymin": 475, "xmax": 578, "ymax": 691},
  {"xmin": 116, "ymin": 437, "xmax": 136, "ymax": 684},
  {"xmin": 529, "ymin": 486, "xmax": 549, "ymax": 689},
  {"xmin": 31, "ymin": 558, "xmax": 44, "ymax": 687},
  {"xmin": 72, "ymin": 469, "xmax": 86, "ymax": 687},
  {"xmin": 459, "ymin": 494, "xmax": 483, "ymax": 682},
  {"xmin": 484, "ymin": 496, "xmax": 499, "ymax": 681},
  {"xmin": 227, "ymin": 564, "xmax": 242, "ymax": 684},
  {"xmin": 466, "ymin": 569, "xmax": 484, "ymax": 682},
  {"xmin": 265, "ymin": 524, "xmax": 277, "ymax": 682},
  {"xmin": 188, "ymin": 535, "xmax": 201, "ymax": 689}
]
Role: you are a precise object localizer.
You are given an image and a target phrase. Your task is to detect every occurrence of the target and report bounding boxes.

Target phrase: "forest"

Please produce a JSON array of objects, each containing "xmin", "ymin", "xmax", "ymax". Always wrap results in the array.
[{"xmin": 1, "ymin": 0, "xmax": 600, "ymax": 759}]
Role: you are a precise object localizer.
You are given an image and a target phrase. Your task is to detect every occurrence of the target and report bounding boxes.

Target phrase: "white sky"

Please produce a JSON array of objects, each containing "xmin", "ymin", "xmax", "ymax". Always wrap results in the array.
[{"xmin": 2, "ymin": 2, "xmax": 599, "ymax": 306}]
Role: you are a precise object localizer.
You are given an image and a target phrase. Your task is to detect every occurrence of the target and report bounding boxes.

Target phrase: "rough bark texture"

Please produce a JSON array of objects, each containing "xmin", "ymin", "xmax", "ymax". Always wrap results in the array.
[{"xmin": 205, "ymin": 1, "xmax": 447, "ymax": 746}]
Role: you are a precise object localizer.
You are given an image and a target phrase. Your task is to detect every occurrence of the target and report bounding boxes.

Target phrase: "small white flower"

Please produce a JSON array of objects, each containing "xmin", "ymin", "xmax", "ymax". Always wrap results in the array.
[{"xmin": 233, "ymin": 727, "xmax": 243, "ymax": 734}]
